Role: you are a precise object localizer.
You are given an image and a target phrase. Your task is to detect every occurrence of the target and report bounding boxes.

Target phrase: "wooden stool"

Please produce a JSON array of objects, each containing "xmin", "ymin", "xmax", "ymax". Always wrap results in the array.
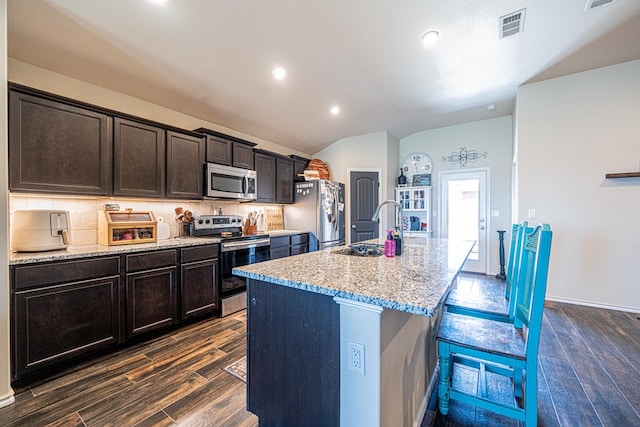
[{"xmin": 437, "ymin": 224, "xmax": 553, "ymax": 427}]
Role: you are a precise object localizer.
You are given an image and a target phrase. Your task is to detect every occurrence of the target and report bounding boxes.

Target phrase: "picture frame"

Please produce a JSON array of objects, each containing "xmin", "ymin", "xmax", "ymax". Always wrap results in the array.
[{"xmin": 412, "ymin": 173, "xmax": 431, "ymax": 186}]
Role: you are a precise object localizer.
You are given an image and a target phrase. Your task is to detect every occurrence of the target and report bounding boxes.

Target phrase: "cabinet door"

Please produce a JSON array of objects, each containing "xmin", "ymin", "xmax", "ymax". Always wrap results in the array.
[
  {"xmin": 276, "ymin": 157, "xmax": 294, "ymax": 204},
  {"xmin": 166, "ymin": 131, "xmax": 205, "ymax": 199},
  {"xmin": 8, "ymin": 90, "xmax": 112, "ymax": 195},
  {"xmin": 232, "ymin": 142, "xmax": 255, "ymax": 170},
  {"xmin": 13, "ymin": 277, "xmax": 120, "ymax": 379},
  {"xmin": 113, "ymin": 118, "xmax": 166, "ymax": 197},
  {"xmin": 205, "ymin": 135, "xmax": 232, "ymax": 165},
  {"xmin": 126, "ymin": 267, "xmax": 177, "ymax": 337},
  {"xmin": 270, "ymin": 246, "xmax": 290, "ymax": 260},
  {"xmin": 254, "ymin": 152, "xmax": 276, "ymax": 203},
  {"xmin": 181, "ymin": 259, "xmax": 218, "ymax": 319},
  {"xmin": 293, "ymin": 157, "xmax": 310, "ymax": 181}
]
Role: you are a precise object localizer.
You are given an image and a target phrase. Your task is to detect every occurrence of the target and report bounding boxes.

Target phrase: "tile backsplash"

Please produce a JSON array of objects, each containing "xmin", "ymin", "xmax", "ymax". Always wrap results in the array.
[{"xmin": 9, "ymin": 194, "xmax": 283, "ymax": 247}]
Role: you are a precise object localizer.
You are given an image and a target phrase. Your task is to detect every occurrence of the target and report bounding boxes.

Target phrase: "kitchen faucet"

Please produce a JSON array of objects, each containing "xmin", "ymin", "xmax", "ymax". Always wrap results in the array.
[{"xmin": 371, "ymin": 200, "xmax": 404, "ymax": 255}]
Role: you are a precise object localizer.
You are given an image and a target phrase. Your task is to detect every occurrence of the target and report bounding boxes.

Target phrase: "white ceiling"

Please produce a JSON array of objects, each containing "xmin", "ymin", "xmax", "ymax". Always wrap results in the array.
[{"xmin": 7, "ymin": 0, "xmax": 640, "ymax": 154}]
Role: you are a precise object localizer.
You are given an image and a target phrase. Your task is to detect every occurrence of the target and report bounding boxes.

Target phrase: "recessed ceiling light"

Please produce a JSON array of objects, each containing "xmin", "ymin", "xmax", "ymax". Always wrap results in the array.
[
  {"xmin": 420, "ymin": 30, "xmax": 439, "ymax": 48},
  {"xmin": 148, "ymin": 0, "xmax": 169, "ymax": 5},
  {"xmin": 272, "ymin": 67, "xmax": 287, "ymax": 81},
  {"xmin": 330, "ymin": 106, "xmax": 340, "ymax": 115}
]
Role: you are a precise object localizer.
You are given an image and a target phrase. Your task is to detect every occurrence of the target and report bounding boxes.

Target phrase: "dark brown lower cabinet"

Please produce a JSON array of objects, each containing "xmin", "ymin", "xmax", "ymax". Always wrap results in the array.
[
  {"xmin": 12, "ymin": 277, "xmax": 120, "ymax": 379},
  {"xmin": 247, "ymin": 278, "xmax": 340, "ymax": 426},
  {"xmin": 270, "ymin": 233, "xmax": 309, "ymax": 259},
  {"xmin": 180, "ymin": 245, "xmax": 219, "ymax": 319},
  {"xmin": 125, "ymin": 250, "xmax": 178, "ymax": 337}
]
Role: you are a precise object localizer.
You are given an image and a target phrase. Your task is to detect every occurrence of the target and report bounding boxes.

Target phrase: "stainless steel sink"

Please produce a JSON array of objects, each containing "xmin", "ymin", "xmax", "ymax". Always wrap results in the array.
[{"xmin": 333, "ymin": 243, "xmax": 384, "ymax": 257}]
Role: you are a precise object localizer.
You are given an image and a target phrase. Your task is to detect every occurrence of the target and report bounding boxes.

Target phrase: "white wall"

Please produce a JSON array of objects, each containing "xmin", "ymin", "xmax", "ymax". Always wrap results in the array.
[
  {"xmin": 400, "ymin": 116, "xmax": 513, "ymax": 275},
  {"xmin": 1, "ymin": 0, "xmax": 15, "ymax": 408},
  {"xmin": 516, "ymin": 59, "xmax": 640, "ymax": 311},
  {"xmin": 314, "ymin": 131, "xmax": 399, "ymax": 236}
]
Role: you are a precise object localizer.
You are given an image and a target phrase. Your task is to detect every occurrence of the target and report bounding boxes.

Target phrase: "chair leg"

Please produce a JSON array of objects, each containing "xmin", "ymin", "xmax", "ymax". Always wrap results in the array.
[
  {"xmin": 438, "ymin": 342, "xmax": 452, "ymax": 415},
  {"xmin": 514, "ymin": 367, "xmax": 523, "ymax": 399},
  {"xmin": 525, "ymin": 364, "xmax": 538, "ymax": 427}
]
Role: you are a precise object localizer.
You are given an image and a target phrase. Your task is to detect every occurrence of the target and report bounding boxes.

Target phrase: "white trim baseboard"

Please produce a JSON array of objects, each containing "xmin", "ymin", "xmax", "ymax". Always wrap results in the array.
[
  {"xmin": 545, "ymin": 296, "xmax": 640, "ymax": 314},
  {"xmin": 0, "ymin": 392, "xmax": 15, "ymax": 409}
]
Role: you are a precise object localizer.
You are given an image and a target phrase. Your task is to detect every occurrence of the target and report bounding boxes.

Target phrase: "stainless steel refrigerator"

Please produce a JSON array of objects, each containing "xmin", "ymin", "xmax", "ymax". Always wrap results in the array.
[{"xmin": 284, "ymin": 180, "xmax": 345, "ymax": 251}]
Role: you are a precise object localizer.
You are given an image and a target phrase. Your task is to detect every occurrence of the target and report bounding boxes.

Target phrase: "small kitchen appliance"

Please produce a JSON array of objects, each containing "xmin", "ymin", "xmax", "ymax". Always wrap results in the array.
[
  {"xmin": 283, "ymin": 180, "xmax": 346, "ymax": 250},
  {"xmin": 187, "ymin": 214, "xmax": 270, "ymax": 316},
  {"xmin": 11, "ymin": 210, "xmax": 71, "ymax": 252},
  {"xmin": 204, "ymin": 163, "xmax": 257, "ymax": 201}
]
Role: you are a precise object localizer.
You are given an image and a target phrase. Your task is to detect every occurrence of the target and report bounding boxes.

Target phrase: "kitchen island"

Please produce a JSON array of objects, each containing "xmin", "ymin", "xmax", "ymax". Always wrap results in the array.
[{"xmin": 233, "ymin": 237, "xmax": 474, "ymax": 427}]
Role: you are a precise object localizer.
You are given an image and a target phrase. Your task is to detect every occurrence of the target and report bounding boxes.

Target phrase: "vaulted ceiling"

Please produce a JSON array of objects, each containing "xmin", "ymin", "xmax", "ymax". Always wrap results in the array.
[{"xmin": 8, "ymin": 0, "xmax": 640, "ymax": 154}]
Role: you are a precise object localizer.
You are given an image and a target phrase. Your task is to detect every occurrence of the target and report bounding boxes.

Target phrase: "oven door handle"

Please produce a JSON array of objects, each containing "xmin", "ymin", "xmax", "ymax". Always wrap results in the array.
[{"xmin": 221, "ymin": 238, "xmax": 271, "ymax": 251}]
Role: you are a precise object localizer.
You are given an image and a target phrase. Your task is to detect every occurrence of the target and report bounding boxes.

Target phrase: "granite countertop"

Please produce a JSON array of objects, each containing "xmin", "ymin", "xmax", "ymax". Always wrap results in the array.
[
  {"xmin": 9, "ymin": 229, "xmax": 311, "ymax": 265},
  {"xmin": 233, "ymin": 237, "xmax": 475, "ymax": 317}
]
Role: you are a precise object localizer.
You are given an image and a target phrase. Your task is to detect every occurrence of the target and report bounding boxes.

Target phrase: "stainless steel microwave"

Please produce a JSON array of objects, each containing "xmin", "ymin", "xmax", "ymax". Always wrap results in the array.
[{"xmin": 205, "ymin": 163, "xmax": 257, "ymax": 201}]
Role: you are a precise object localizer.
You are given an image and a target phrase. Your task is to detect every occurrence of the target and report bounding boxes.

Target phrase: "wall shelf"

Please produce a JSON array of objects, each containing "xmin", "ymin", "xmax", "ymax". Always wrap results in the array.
[{"xmin": 605, "ymin": 172, "xmax": 640, "ymax": 179}]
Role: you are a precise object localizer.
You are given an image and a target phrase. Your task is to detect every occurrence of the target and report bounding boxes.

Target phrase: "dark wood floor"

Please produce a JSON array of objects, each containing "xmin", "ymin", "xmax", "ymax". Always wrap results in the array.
[
  {"xmin": 1, "ymin": 273, "xmax": 639, "ymax": 426},
  {"xmin": 0, "ymin": 311, "xmax": 258, "ymax": 426}
]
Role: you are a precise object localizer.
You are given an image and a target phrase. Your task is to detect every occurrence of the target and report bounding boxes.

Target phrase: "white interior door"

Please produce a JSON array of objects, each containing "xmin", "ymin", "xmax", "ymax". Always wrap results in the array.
[{"xmin": 440, "ymin": 169, "xmax": 488, "ymax": 273}]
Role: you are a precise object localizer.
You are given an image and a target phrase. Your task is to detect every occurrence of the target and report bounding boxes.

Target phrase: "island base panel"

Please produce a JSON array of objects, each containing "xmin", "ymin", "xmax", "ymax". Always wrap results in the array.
[{"xmin": 247, "ymin": 279, "xmax": 340, "ymax": 426}]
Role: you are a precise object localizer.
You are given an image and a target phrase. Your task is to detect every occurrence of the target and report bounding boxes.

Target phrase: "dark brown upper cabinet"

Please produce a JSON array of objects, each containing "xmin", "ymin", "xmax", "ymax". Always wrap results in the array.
[
  {"xmin": 113, "ymin": 118, "xmax": 166, "ymax": 198},
  {"xmin": 194, "ymin": 128, "xmax": 257, "ymax": 170},
  {"xmin": 290, "ymin": 155, "xmax": 311, "ymax": 182},
  {"xmin": 254, "ymin": 149, "xmax": 294, "ymax": 204},
  {"xmin": 8, "ymin": 89, "xmax": 113, "ymax": 195},
  {"xmin": 276, "ymin": 156, "xmax": 294, "ymax": 204},
  {"xmin": 166, "ymin": 131, "xmax": 205, "ymax": 199},
  {"xmin": 254, "ymin": 151, "xmax": 277, "ymax": 203}
]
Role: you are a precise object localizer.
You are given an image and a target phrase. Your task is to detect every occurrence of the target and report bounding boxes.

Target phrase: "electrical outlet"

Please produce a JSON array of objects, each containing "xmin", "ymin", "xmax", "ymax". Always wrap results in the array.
[
  {"xmin": 491, "ymin": 209, "xmax": 500, "ymax": 217},
  {"xmin": 347, "ymin": 341, "xmax": 365, "ymax": 375},
  {"xmin": 528, "ymin": 209, "xmax": 536, "ymax": 219}
]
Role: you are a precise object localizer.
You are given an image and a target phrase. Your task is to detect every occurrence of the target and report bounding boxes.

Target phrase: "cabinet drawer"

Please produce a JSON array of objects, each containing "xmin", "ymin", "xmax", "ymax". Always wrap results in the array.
[
  {"xmin": 291, "ymin": 233, "xmax": 308, "ymax": 245},
  {"xmin": 180, "ymin": 244, "xmax": 219, "ymax": 263},
  {"xmin": 13, "ymin": 257, "xmax": 120, "ymax": 290},
  {"xmin": 270, "ymin": 246, "xmax": 290, "ymax": 260},
  {"xmin": 126, "ymin": 250, "xmax": 176, "ymax": 272},
  {"xmin": 270, "ymin": 235, "xmax": 290, "ymax": 249}
]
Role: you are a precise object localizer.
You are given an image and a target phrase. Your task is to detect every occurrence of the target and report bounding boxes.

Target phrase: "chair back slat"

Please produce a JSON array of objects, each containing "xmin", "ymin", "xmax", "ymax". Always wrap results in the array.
[
  {"xmin": 512, "ymin": 224, "xmax": 553, "ymax": 355},
  {"xmin": 506, "ymin": 222, "xmax": 531, "ymax": 318},
  {"xmin": 504, "ymin": 223, "xmax": 521, "ymax": 299}
]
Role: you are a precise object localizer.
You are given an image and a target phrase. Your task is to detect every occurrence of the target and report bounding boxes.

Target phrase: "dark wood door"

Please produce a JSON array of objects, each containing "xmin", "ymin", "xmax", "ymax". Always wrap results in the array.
[
  {"xmin": 8, "ymin": 90, "xmax": 112, "ymax": 195},
  {"xmin": 276, "ymin": 157, "xmax": 294, "ymax": 204},
  {"xmin": 205, "ymin": 135, "xmax": 232, "ymax": 165},
  {"xmin": 232, "ymin": 141, "xmax": 255, "ymax": 169},
  {"xmin": 13, "ymin": 277, "xmax": 120, "ymax": 379},
  {"xmin": 113, "ymin": 118, "xmax": 166, "ymax": 198},
  {"xmin": 180, "ymin": 259, "xmax": 218, "ymax": 319},
  {"xmin": 254, "ymin": 152, "xmax": 276, "ymax": 203},
  {"xmin": 166, "ymin": 131, "xmax": 205, "ymax": 199},
  {"xmin": 126, "ymin": 267, "xmax": 177, "ymax": 337},
  {"xmin": 349, "ymin": 171, "xmax": 380, "ymax": 243}
]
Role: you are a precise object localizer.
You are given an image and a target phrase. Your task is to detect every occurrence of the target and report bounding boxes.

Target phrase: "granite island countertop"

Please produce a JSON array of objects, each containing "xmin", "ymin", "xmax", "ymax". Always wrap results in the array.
[{"xmin": 233, "ymin": 237, "xmax": 475, "ymax": 316}]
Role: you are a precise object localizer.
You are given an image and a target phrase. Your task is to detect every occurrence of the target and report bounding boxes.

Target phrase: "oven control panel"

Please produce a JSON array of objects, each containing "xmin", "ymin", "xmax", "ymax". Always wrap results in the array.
[{"xmin": 192, "ymin": 215, "xmax": 243, "ymax": 231}]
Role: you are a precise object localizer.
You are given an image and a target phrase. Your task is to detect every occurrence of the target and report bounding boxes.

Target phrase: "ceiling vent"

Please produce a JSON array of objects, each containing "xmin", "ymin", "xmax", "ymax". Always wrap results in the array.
[
  {"xmin": 499, "ymin": 8, "xmax": 526, "ymax": 39},
  {"xmin": 585, "ymin": 0, "xmax": 616, "ymax": 11}
]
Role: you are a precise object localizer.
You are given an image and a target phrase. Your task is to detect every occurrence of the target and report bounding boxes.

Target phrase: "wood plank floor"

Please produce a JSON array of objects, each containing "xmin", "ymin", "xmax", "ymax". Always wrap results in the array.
[
  {"xmin": 0, "ymin": 311, "xmax": 258, "ymax": 427},
  {"xmin": 1, "ymin": 273, "xmax": 639, "ymax": 426}
]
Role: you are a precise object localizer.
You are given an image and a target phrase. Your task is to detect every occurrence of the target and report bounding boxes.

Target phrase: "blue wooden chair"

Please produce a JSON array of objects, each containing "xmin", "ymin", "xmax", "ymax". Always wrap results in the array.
[
  {"xmin": 436, "ymin": 224, "xmax": 553, "ymax": 427},
  {"xmin": 445, "ymin": 222, "xmax": 531, "ymax": 323}
]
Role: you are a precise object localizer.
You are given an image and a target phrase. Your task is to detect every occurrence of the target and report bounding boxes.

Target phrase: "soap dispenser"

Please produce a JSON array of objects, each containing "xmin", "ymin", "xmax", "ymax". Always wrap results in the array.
[{"xmin": 385, "ymin": 230, "xmax": 396, "ymax": 257}]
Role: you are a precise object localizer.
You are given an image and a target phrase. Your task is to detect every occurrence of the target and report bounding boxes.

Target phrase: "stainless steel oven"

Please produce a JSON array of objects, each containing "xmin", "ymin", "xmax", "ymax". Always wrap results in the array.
[
  {"xmin": 187, "ymin": 214, "xmax": 270, "ymax": 316},
  {"xmin": 219, "ymin": 235, "xmax": 270, "ymax": 316}
]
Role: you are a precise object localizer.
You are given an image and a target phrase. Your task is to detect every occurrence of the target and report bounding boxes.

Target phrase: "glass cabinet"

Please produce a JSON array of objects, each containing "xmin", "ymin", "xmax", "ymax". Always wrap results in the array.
[{"xmin": 395, "ymin": 186, "xmax": 431, "ymax": 235}]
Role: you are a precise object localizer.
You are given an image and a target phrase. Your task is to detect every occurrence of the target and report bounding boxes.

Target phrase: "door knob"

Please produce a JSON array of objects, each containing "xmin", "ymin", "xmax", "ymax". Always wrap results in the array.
[{"xmin": 351, "ymin": 225, "xmax": 356, "ymax": 229}]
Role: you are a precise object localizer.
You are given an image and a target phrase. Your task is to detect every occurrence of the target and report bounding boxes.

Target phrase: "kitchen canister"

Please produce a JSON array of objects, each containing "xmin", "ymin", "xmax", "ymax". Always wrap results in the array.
[{"xmin": 157, "ymin": 217, "xmax": 170, "ymax": 240}]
